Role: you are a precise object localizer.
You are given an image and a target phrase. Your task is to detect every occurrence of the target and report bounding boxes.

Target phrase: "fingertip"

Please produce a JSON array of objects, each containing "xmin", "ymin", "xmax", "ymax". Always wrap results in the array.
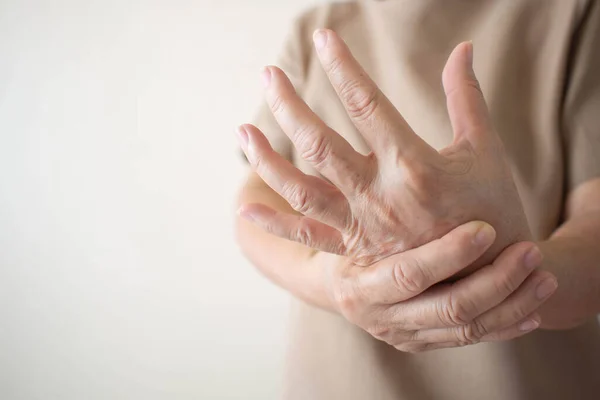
[
  {"xmin": 240, "ymin": 123, "xmax": 261, "ymax": 137},
  {"xmin": 518, "ymin": 314, "xmax": 541, "ymax": 332},
  {"xmin": 472, "ymin": 221, "xmax": 496, "ymax": 247},
  {"xmin": 454, "ymin": 41, "xmax": 474, "ymax": 66},
  {"xmin": 238, "ymin": 124, "xmax": 274, "ymax": 164},
  {"xmin": 523, "ymin": 245, "xmax": 543, "ymax": 270},
  {"xmin": 443, "ymin": 41, "xmax": 476, "ymax": 87},
  {"xmin": 236, "ymin": 125, "xmax": 249, "ymax": 150},
  {"xmin": 313, "ymin": 29, "xmax": 329, "ymax": 50},
  {"xmin": 464, "ymin": 40, "xmax": 474, "ymax": 66},
  {"xmin": 260, "ymin": 66, "xmax": 272, "ymax": 87},
  {"xmin": 313, "ymin": 29, "xmax": 347, "ymax": 56},
  {"xmin": 239, "ymin": 123, "xmax": 258, "ymax": 139},
  {"xmin": 535, "ymin": 274, "xmax": 558, "ymax": 300},
  {"xmin": 237, "ymin": 206, "xmax": 256, "ymax": 222}
]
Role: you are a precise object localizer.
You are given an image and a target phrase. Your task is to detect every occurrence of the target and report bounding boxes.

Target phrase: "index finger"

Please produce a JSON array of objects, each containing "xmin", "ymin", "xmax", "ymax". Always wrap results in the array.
[
  {"xmin": 313, "ymin": 29, "xmax": 436, "ymax": 160},
  {"xmin": 262, "ymin": 66, "xmax": 374, "ymax": 193}
]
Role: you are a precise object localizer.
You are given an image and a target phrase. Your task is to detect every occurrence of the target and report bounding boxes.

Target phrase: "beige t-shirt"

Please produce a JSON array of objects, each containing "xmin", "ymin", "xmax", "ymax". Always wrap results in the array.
[{"xmin": 252, "ymin": 1, "xmax": 600, "ymax": 399}]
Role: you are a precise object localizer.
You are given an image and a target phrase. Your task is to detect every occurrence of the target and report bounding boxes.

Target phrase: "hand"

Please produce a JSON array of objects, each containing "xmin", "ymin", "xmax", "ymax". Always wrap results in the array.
[
  {"xmin": 237, "ymin": 30, "xmax": 531, "ymax": 276},
  {"xmin": 316, "ymin": 221, "xmax": 557, "ymax": 352}
]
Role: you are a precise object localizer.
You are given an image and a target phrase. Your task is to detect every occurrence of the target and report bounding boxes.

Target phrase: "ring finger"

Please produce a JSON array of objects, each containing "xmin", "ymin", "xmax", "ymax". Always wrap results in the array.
[
  {"xmin": 238, "ymin": 123, "xmax": 351, "ymax": 230},
  {"xmin": 411, "ymin": 270, "xmax": 557, "ymax": 345}
]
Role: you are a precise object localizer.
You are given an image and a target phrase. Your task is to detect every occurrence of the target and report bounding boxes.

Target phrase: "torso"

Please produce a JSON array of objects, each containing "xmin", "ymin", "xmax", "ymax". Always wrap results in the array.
[{"xmin": 282, "ymin": 1, "xmax": 600, "ymax": 399}]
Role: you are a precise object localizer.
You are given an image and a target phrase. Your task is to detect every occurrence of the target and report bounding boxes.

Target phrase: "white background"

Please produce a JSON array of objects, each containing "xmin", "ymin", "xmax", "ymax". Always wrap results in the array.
[{"xmin": 0, "ymin": 1, "xmax": 328, "ymax": 398}]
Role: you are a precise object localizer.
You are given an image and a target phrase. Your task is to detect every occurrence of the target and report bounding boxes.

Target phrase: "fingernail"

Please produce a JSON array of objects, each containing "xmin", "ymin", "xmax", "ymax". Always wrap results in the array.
[
  {"xmin": 473, "ymin": 223, "xmax": 495, "ymax": 246},
  {"xmin": 313, "ymin": 29, "xmax": 328, "ymax": 50},
  {"xmin": 236, "ymin": 126, "xmax": 249, "ymax": 150},
  {"xmin": 260, "ymin": 67, "xmax": 271, "ymax": 88},
  {"xmin": 466, "ymin": 41, "xmax": 474, "ymax": 67},
  {"xmin": 519, "ymin": 319, "xmax": 539, "ymax": 332},
  {"xmin": 536, "ymin": 277, "xmax": 558, "ymax": 300},
  {"xmin": 523, "ymin": 246, "xmax": 542, "ymax": 270},
  {"xmin": 239, "ymin": 127, "xmax": 256, "ymax": 164},
  {"xmin": 238, "ymin": 207, "xmax": 255, "ymax": 222}
]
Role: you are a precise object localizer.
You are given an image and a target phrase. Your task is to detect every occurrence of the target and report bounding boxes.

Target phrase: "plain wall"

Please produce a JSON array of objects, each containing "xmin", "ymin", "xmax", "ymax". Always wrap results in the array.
[{"xmin": 0, "ymin": 1, "xmax": 328, "ymax": 399}]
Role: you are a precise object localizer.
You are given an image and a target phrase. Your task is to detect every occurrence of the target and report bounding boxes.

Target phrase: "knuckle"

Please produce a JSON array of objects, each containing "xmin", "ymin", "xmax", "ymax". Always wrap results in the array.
[
  {"xmin": 465, "ymin": 77, "xmax": 484, "ymax": 96},
  {"xmin": 366, "ymin": 322, "xmax": 391, "ymax": 342},
  {"xmin": 437, "ymin": 293, "xmax": 475, "ymax": 327},
  {"xmin": 393, "ymin": 258, "xmax": 428, "ymax": 295},
  {"xmin": 509, "ymin": 304, "xmax": 529, "ymax": 324},
  {"xmin": 455, "ymin": 320, "xmax": 487, "ymax": 346},
  {"xmin": 494, "ymin": 270, "xmax": 520, "ymax": 297},
  {"xmin": 442, "ymin": 146, "xmax": 477, "ymax": 176},
  {"xmin": 339, "ymin": 80, "xmax": 380, "ymax": 122},
  {"xmin": 402, "ymin": 163, "xmax": 435, "ymax": 203},
  {"xmin": 281, "ymin": 183, "xmax": 311, "ymax": 214},
  {"xmin": 346, "ymin": 174, "xmax": 371, "ymax": 197},
  {"xmin": 340, "ymin": 157, "xmax": 376, "ymax": 197},
  {"xmin": 260, "ymin": 219, "xmax": 275, "ymax": 235},
  {"xmin": 292, "ymin": 219, "xmax": 314, "ymax": 247},
  {"xmin": 299, "ymin": 132, "xmax": 331, "ymax": 168},
  {"xmin": 445, "ymin": 77, "xmax": 483, "ymax": 100}
]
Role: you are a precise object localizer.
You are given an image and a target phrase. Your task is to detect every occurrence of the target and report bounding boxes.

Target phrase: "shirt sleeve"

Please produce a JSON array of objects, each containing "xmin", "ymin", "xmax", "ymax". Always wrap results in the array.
[
  {"xmin": 562, "ymin": 0, "xmax": 600, "ymax": 191},
  {"xmin": 243, "ymin": 9, "xmax": 315, "ymax": 163}
]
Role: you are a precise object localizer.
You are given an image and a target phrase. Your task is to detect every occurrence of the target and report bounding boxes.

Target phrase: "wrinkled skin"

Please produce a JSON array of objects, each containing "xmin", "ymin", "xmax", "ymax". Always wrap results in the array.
[
  {"xmin": 237, "ymin": 30, "xmax": 558, "ymax": 351},
  {"xmin": 310, "ymin": 225, "xmax": 554, "ymax": 352},
  {"xmin": 239, "ymin": 30, "xmax": 531, "ymax": 277}
]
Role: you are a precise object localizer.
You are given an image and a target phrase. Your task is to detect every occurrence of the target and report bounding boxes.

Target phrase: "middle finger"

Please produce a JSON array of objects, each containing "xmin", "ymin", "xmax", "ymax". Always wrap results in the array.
[
  {"xmin": 262, "ymin": 66, "xmax": 375, "ymax": 194},
  {"xmin": 313, "ymin": 29, "xmax": 437, "ymax": 162}
]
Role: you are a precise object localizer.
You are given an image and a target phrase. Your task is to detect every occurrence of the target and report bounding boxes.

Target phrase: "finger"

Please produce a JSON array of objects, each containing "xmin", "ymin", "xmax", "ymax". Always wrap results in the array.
[
  {"xmin": 380, "ymin": 242, "xmax": 542, "ymax": 330},
  {"xmin": 355, "ymin": 221, "xmax": 496, "ymax": 304},
  {"xmin": 481, "ymin": 313, "xmax": 541, "ymax": 342},
  {"xmin": 238, "ymin": 203, "xmax": 346, "ymax": 255},
  {"xmin": 469, "ymin": 270, "xmax": 557, "ymax": 334},
  {"xmin": 390, "ymin": 241, "xmax": 543, "ymax": 330},
  {"xmin": 394, "ymin": 338, "xmax": 473, "ymax": 353},
  {"xmin": 238, "ymin": 124, "xmax": 351, "ymax": 230},
  {"xmin": 395, "ymin": 313, "xmax": 541, "ymax": 352},
  {"xmin": 438, "ymin": 242, "xmax": 544, "ymax": 326},
  {"xmin": 413, "ymin": 271, "xmax": 556, "ymax": 345},
  {"xmin": 261, "ymin": 66, "xmax": 375, "ymax": 193},
  {"xmin": 442, "ymin": 41, "xmax": 494, "ymax": 144},
  {"xmin": 313, "ymin": 29, "xmax": 436, "ymax": 160}
]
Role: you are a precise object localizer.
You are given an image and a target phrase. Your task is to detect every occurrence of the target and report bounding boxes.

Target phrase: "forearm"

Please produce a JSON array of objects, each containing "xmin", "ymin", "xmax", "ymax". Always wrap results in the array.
[
  {"xmin": 235, "ymin": 172, "xmax": 331, "ymax": 309},
  {"xmin": 537, "ymin": 209, "xmax": 600, "ymax": 330}
]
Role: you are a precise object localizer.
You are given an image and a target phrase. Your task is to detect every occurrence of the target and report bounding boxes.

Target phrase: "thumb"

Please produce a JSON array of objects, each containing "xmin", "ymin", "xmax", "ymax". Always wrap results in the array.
[{"xmin": 442, "ymin": 41, "xmax": 493, "ymax": 144}]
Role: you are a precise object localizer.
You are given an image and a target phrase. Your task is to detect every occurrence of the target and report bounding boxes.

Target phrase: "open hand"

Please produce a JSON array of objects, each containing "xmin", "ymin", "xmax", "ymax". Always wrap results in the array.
[{"xmin": 237, "ymin": 30, "xmax": 531, "ymax": 277}]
